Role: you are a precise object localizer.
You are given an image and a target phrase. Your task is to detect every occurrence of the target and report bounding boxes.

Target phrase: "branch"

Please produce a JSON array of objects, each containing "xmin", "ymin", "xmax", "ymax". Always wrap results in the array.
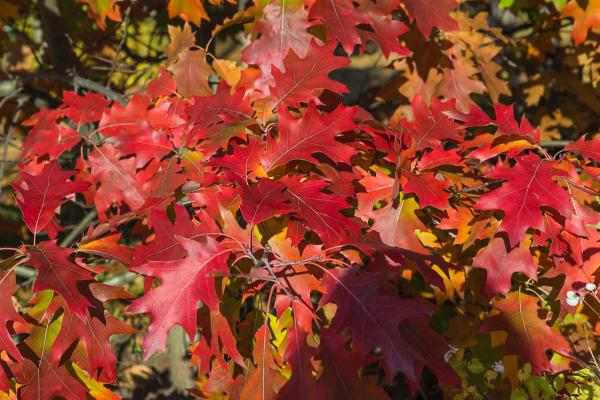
[
  {"xmin": 106, "ymin": 1, "xmax": 134, "ymax": 88},
  {"xmin": 14, "ymin": 72, "xmax": 126, "ymax": 103},
  {"xmin": 270, "ymin": 256, "xmax": 324, "ymax": 268},
  {"xmin": 0, "ymin": 88, "xmax": 23, "ymax": 194},
  {"xmin": 541, "ymin": 140, "xmax": 570, "ymax": 148},
  {"xmin": 15, "ymin": 265, "xmax": 36, "ymax": 279},
  {"xmin": 60, "ymin": 209, "xmax": 98, "ymax": 247},
  {"xmin": 73, "ymin": 76, "xmax": 126, "ymax": 104}
]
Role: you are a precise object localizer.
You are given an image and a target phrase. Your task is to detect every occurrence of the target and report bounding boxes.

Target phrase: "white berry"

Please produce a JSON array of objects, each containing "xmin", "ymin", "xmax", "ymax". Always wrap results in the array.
[
  {"xmin": 492, "ymin": 362, "xmax": 504, "ymax": 374},
  {"xmin": 566, "ymin": 290, "xmax": 578, "ymax": 299},
  {"xmin": 566, "ymin": 296, "xmax": 580, "ymax": 307},
  {"xmin": 585, "ymin": 283, "xmax": 597, "ymax": 292}
]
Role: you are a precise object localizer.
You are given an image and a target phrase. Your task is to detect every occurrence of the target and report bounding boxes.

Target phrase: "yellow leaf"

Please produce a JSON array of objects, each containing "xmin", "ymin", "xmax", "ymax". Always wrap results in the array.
[
  {"xmin": 523, "ymin": 84, "xmax": 545, "ymax": 107},
  {"xmin": 212, "ymin": 59, "xmax": 242, "ymax": 87},
  {"xmin": 540, "ymin": 109, "xmax": 573, "ymax": 141},
  {"xmin": 71, "ymin": 363, "xmax": 120, "ymax": 400}
]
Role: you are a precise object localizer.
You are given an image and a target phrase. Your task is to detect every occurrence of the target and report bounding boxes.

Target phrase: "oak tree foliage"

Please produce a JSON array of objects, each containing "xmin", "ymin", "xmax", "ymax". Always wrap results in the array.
[{"xmin": 1, "ymin": 0, "xmax": 600, "ymax": 398}]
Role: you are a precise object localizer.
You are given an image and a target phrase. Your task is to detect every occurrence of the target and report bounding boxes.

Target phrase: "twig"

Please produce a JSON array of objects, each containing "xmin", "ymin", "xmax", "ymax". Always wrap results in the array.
[
  {"xmin": 73, "ymin": 76, "xmax": 126, "ymax": 104},
  {"xmin": 106, "ymin": 2, "xmax": 133, "ymax": 88},
  {"xmin": 460, "ymin": 180, "xmax": 501, "ymax": 193},
  {"xmin": 0, "ymin": 88, "xmax": 23, "ymax": 194},
  {"xmin": 583, "ymin": 322, "xmax": 600, "ymax": 376},
  {"xmin": 15, "ymin": 265, "xmax": 36, "ymax": 279},
  {"xmin": 541, "ymin": 140, "xmax": 569, "ymax": 148},
  {"xmin": 59, "ymin": 209, "xmax": 98, "ymax": 247},
  {"xmin": 270, "ymin": 256, "xmax": 323, "ymax": 268},
  {"xmin": 562, "ymin": 177, "xmax": 600, "ymax": 197},
  {"xmin": 13, "ymin": 71, "xmax": 126, "ymax": 103},
  {"xmin": 3, "ymin": 20, "xmax": 44, "ymax": 67}
]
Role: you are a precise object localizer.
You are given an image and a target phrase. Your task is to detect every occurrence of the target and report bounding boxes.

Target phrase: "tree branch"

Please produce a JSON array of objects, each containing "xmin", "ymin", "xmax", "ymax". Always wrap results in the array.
[{"xmin": 13, "ymin": 71, "xmax": 126, "ymax": 103}]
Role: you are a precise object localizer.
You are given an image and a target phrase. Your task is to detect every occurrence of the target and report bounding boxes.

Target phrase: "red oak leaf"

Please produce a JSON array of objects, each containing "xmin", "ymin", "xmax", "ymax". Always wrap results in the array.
[
  {"xmin": 80, "ymin": 0, "xmax": 121, "ymax": 30},
  {"xmin": 193, "ymin": 309, "xmax": 244, "ymax": 373},
  {"xmin": 308, "ymin": 0, "xmax": 371, "ymax": 54},
  {"xmin": 565, "ymin": 134, "xmax": 600, "ymax": 163},
  {"xmin": 532, "ymin": 211, "xmax": 569, "ymax": 256},
  {"xmin": 453, "ymin": 103, "xmax": 540, "ymax": 143},
  {"xmin": 0, "ymin": 270, "xmax": 24, "ymax": 361},
  {"xmin": 437, "ymin": 206, "xmax": 496, "ymax": 248},
  {"xmin": 270, "ymin": 40, "xmax": 350, "ymax": 106},
  {"xmin": 186, "ymin": 82, "xmax": 252, "ymax": 128},
  {"xmin": 269, "ymin": 234, "xmax": 323, "ymax": 331},
  {"xmin": 459, "ymin": 132, "xmax": 537, "ymax": 162},
  {"xmin": 358, "ymin": 0, "xmax": 410, "ymax": 58},
  {"xmin": 49, "ymin": 306, "xmax": 136, "ymax": 382},
  {"xmin": 13, "ymin": 308, "xmax": 89, "ymax": 400},
  {"xmin": 398, "ymin": 318, "xmax": 461, "ymax": 389},
  {"xmin": 239, "ymin": 323, "xmax": 286, "ymax": 400},
  {"xmin": 86, "ymin": 145, "xmax": 148, "ymax": 216},
  {"xmin": 143, "ymin": 158, "xmax": 188, "ymax": 199},
  {"xmin": 168, "ymin": 48, "xmax": 212, "ymax": 98},
  {"xmin": 62, "ymin": 91, "xmax": 110, "ymax": 125},
  {"xmin": 145, "ymin": 101, "xmax": 184, "ymax": 132},
  {"xmin": 26, "ymin": 241, "xmax": 94, "ymax": 319},
  {"xmin": 419, "ymin": 147, "xmax": 463, "ymax": 170},
  {"xmin": 146, "ymin": 68, "xmax": 177, "ymax": 98},
  {"xmin": 282, "ymin": 177, "xmax": 359, "ymax": 246},
  {"xmin": 472, "ymin": 238, "xmax": 538, "ymax": 298},
  {"xmin": 99, "ymin": 95, "xmax": 175, "ymax": 168},
  {"xmin": 78, "ymin": 233, "xmax": 135, "ymax": 265},
  {"xmin": 357, "ymin": 171, "xmax": 428, "ymax": 253},
  {"xmin": 237, "ymin": 178, "xmax": 291, "ymax": 226},
  {"xmin": 436, "ymin": 58, "xmax": 486, "ymax": 113},
  {"xmin": 12, "ymin": 162, "xmax": 89, "ymax": 234},
  {"xmin": 403, "ymin": 0, "xmax": 459, "ymax": 38},
  {"xmin": 133, "ymin": 205, "xmax": 206, "ymax": 266},
  {"xmin": 186, "ymin": 83, "xmax": 253, "ymax": 154},
  {"xmin": 316, "ymin": 331, "xmax": 392, "ymax": 399},
  {"xmin": 546, "ymin": 230, "xmax": 600, "ymax": 307},
  {"xmin": 15, "ymin": 357, "xmax": 88, "ymax": 400},
  {"xmin": 111, "ymin": 122, "xmax": 173, "ymax": 169},
  {"xmin": 21, "ymin": 109, "xmax": 81, "ymax": 160},
  {"xmin": 476, "ymin": 154, "xmax": 572, "ymax": 246},
  {"xmin": 320, "ymin": 267, "xmax": 444, "ymax": 384},
  {"xmin": 128, "ymin": 236, "xmax": 230, "ymax": 357},
  {"xmin": 482, "ymin": 291, "xmax": 571, "ymax": 374},
  {"xmin": 98, "ymin": 94, "xmax": 148, "ymax": 136},
  {"xmin": 402, "ymin": 95, "xmax": 463, "ymax": 151},
  {"xmin": 403, "ymin": 170, "xmax": 450, "ymax": 209},
  {"xmin": 261, "ymin": 102, "xmax": 357, "ymax": 172},
  {"xmin": 356, "ymin": 170, "xmax": 396, "ymax": 219},
  {"xmin": 189, "ymin": 184, "xmax": 239, "ymax": 220},
  {"xmin": 209, "ymin": 136, "xmax": 266, "ymax": 179},
  {"xmin": 279, "ymin": 328, "xmax": 325, "ymax": 400},
  {"xmin": 0, "ymin": 366, "xmax": 8, "ymax": 393},
  {"xmin": 242, "ymin": 1, "xmax": 315, "ymax": 77}
]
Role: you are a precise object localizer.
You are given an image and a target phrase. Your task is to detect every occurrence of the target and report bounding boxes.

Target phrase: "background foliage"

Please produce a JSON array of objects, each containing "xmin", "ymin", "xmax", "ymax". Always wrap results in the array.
[{"xmin": 1, "ymin": 0, "xmax": 600, "ymax": 399}]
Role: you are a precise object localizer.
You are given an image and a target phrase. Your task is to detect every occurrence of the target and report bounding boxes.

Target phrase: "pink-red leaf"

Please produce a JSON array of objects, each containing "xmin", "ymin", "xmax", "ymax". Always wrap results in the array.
[
  {"xmin": 476, "ymin": 154, "xmax": 572, "ymax": 246},
  {"xmin": 12, "ymin": 162, "xmax": 88, "ymax": 234},
  {"xmin": 270, "ymin": 40, "xmax": 349, "ymax": 106},
  {"xmin": 129, "ymin": 236, "xmax": 229, "ymax": 357}
]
